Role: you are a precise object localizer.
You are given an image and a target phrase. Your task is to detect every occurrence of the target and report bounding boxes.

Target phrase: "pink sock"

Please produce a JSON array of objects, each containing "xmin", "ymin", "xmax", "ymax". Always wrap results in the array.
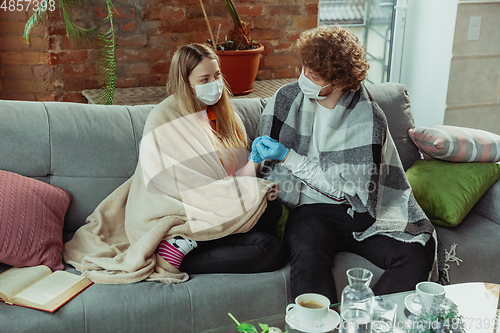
[
  {"xmin": 157, "ymin": 236, "xmax": 198, "ymax": 268},
  {"xmin": 157, "ymin": 241, "xmax": 184, "ymax": 268}
]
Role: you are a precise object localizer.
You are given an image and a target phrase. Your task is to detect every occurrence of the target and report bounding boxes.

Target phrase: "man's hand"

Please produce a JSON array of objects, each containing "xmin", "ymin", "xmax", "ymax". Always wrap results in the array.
[{"xmin": 256, "ymin": 136, "xmax": 289, "ymax": 161}]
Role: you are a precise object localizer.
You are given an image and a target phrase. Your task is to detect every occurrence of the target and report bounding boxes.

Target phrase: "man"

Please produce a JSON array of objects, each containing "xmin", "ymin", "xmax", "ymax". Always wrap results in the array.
[{"xmin": 248, "ymin": 25, "xmax": 440, "ymax": 303}]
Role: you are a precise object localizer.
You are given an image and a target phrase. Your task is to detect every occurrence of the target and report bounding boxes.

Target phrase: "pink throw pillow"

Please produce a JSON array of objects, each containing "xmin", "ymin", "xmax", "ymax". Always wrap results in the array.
[
  {"xmin": 408, "ymin": 125, "xmax": 500, "ymax": 162},
  {"xmin": 0, "ymin": 170, "xmax": 72, "ymax": 271}
]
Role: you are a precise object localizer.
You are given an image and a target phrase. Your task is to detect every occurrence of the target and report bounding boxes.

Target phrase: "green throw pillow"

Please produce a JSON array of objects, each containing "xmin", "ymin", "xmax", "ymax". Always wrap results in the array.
[{"xmin": 406, "ymin": 159, "xmax": 500, "ymax": 227}]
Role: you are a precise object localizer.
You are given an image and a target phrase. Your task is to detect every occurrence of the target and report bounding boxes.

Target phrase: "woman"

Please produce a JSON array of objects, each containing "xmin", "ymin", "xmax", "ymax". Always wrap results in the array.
[
  {"xmin": 251, "ymin": 26, "xmax": 440, "ymax": 303},
  {"xmin": 63, "ymin": 43, "xmax": 286, "ymax": 284},
  {"xmin": 156, "ymin": 43, "xmax": 286, "ymax": 274}
]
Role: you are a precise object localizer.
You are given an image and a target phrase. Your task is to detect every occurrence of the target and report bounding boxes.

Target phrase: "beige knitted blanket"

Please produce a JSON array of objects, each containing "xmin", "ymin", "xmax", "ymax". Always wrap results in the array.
[{"xmin": 63, "ymin": 96, "xmax": 279, "ymax": 284}]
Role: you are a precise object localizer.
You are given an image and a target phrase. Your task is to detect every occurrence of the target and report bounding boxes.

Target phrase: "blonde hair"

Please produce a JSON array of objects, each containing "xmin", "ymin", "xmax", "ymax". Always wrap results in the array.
[{"xmin": 167, "ymin": 43, "xmax": 247, "ymax": 154}]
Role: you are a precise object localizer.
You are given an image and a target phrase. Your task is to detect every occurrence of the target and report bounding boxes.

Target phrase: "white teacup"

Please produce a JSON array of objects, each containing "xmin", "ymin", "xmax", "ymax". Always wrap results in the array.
[
  {"xmin": 413, "ymin": 282, "xmax": 446, "ymax": 310},
  {"xmin": 286, "ymin": 293, "xmax": 330, "ymax": 323}
]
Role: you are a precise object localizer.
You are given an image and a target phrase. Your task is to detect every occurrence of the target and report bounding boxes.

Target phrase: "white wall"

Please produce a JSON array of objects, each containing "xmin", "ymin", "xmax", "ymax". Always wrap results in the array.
[
  {"xmin": 399, "ymin": 0, "xmax": 459, "ymax": 127},
  {"xmin": 444, "ymin": 2, "xmax": 500, "ymax": 135}
]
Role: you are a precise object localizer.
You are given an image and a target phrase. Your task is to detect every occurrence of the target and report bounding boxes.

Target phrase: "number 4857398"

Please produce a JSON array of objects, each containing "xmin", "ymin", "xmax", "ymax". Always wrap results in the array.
[{"xmin": 0, "ymin": 0, "xmax": 56, "ymax": 11}]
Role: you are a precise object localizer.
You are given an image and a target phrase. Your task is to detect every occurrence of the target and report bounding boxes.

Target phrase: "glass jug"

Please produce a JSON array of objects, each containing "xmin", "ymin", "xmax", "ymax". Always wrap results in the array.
[{"xmin": 339, "ymin": 268, "xmax": 375, "ymax": 333}]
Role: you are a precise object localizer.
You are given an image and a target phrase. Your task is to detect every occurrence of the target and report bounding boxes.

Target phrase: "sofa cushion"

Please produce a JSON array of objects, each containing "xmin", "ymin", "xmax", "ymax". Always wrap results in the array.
[
  {"xmin": 45, "ymin": 103, "xmax": 155, "ymax": 233},
  {"xmin": 435, "ymin": 212, "xmax": 500, "ymax": 283},
  {"xmin": 231, "ymin": 98, "xmax": 267, "ymax": 142},
  {"xmin": 46, "ymin": 102, "xmax": 139, "ymax": 179},
  {"xmin": 0, "ymin": 170, "xmax": 72, "ymax": 271},
  {"xmin": 408, "ymin": 125, "xmax": 500, "ymax": 162},
  {"xmin": 0, "ymin": 101, "xmax": 50, "ymax": 177},
  {"xmin": 406, "ymin": 159, "xmax": 500, "ymax": 227},
  {"xmin": 0, "ymin": 263, "xmax": 292, "ymax": 333},
  {"xmin": 471, "ymin": 177, "xmax": 500, "ymax": 224},
  {"xmin": 365, "ymin": 83, "xmax": 420, "ymax": 171}
]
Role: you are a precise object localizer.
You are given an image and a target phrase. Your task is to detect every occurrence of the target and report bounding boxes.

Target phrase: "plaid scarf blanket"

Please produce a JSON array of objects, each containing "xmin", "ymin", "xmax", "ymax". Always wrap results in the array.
[{"xmin": 257, "ymin": 82, "xmax": 442, "ymax": 282}]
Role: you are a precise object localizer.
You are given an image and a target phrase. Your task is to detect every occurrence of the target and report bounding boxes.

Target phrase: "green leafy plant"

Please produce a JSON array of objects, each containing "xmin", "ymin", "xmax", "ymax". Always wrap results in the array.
[
  {"xmin": 199, "ymin": 0, "xmax": 260, "ymax": 51},
  {"xmin": 228, "ymin": 313, "xmax": 288, "ymax": 333},
  {"xmin": 23, "ymin": 0, "xmax": 117, "ymax": 105}
]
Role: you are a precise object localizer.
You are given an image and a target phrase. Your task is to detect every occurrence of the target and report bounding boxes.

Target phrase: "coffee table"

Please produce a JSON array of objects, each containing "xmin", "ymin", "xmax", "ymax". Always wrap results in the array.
[
  {"xmin": 388, "ymin": 282, "xmax": 499, "ymax": 333},
  {"xmin": 203, "ymin": 283, "xmax": 499, "ymax": 333}
]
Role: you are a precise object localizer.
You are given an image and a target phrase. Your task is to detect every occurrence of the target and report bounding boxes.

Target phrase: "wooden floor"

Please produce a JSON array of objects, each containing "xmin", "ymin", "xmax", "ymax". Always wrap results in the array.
[{"xmin": 82, "ymin": 78, "xmax": 297, "ymax": 106}]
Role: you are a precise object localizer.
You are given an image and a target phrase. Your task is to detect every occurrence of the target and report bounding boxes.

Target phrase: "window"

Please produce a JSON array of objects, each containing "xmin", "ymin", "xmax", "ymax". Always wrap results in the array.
[{"xmin": 319, "ymin": 0, "xmax": 407, "ymax": 84}]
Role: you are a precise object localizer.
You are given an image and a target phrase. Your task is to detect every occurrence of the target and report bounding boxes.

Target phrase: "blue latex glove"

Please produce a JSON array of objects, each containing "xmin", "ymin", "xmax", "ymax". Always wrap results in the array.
[
  {"xmin": 256, "ymin": 136, "xmax": 289, "ymax": 161},
  {"xmin": 248, "ymin": 136, "xmax": 265, "ymax": 163}
]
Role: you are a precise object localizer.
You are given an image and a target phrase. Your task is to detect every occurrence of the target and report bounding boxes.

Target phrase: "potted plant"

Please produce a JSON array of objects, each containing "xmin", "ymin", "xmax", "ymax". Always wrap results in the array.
[
  {"xmin": 23, "ymin": 0, "xmax": 117, "ymax": 105},
  {"xmin": 199, "ymin": 0, "xmax": 264, "ymax": 95}
]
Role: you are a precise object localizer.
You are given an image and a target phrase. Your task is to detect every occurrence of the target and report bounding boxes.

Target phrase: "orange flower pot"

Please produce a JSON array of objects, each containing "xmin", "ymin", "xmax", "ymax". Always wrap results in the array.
[{"xmin": 216, "ymin": 45, "xmax": 264, "ymax": 96}]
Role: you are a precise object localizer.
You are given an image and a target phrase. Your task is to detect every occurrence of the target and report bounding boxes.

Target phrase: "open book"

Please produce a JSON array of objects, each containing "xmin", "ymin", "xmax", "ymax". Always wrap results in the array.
[{"xmin": 0, "ymin": 265, "xmax": 93, "ymax": 312}]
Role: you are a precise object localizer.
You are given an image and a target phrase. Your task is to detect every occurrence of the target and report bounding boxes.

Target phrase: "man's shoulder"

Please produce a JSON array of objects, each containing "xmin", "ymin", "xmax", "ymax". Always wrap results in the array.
[{"xmin": 275, "ymin": 81, "xmax": 301, "ymax": 99}]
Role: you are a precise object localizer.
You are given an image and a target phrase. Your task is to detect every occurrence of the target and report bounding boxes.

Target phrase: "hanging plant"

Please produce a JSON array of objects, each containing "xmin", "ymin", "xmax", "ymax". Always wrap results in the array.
[{"xmin": 23, "ymin": 0, "xmax": 117, "ymax": 105}]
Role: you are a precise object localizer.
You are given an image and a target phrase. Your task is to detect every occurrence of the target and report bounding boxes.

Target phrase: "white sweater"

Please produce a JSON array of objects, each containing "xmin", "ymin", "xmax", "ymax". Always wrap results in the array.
[{"xmin": 281, "ymin": 100, "xmax": 346, "ymax": 206}]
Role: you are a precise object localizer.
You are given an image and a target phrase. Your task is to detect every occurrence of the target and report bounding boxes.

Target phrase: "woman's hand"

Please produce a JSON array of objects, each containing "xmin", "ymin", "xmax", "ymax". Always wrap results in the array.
[{"xmin": 256, "ymin": 136, "xmax": 289, "ymax": 161}]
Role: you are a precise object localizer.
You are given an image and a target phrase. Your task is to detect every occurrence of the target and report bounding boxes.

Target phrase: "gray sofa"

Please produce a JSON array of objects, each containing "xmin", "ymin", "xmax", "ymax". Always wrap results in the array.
[{"xmin": 0, "ymin": 82, "xmax": 499, "ymax": 333}]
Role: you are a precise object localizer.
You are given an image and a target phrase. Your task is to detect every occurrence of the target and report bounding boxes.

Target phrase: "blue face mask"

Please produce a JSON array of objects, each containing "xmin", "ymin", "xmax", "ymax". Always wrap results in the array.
[{"xmin": 298, "ymin": 69, "xmax": 336, "ymax": 100}]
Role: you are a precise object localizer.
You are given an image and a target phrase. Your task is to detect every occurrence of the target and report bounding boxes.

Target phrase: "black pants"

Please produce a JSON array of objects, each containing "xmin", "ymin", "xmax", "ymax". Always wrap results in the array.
[
  {"xmin": 180, "ymin": 199, "xmax": 287, "ymax": 274},
  {"xmin": 284, "ymin": 203, "xmax": 432, "ymax": 303}
]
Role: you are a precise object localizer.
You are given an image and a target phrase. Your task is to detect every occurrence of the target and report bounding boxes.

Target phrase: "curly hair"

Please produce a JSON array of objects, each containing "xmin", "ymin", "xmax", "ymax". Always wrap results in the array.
[{"xmin": 295, "ymin": 25, "xmax": 369, "ymax": 91}]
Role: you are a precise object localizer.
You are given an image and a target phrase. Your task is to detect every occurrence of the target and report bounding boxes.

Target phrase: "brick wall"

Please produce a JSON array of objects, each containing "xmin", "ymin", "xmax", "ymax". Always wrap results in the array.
[
  {"xmin": 0, "ymin": 10, "xmax": 53, "ymax": 101},
  {"xmin": 0, "ymin": 0, "xmax": 318, "ymax": 102}
]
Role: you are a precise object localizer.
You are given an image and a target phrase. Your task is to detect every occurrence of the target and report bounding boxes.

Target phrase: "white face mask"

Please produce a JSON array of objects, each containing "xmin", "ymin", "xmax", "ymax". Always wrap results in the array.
[
  {"xmin": 298, "ymin": 69, "xmax": 336, "ymax": 100},
  {"xmin": 192, "ymin": 78, "xmax": 224, "ymax": 105}
]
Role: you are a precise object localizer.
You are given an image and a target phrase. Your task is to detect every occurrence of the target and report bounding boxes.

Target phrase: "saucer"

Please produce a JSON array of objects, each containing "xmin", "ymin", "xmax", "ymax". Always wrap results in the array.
[
  {"xmin": 405, "ymin": 294, "xmax": 457, "ymax": 317},
  {"xmin": 405, "ymin": 294, "xmax": 423, "ymax": 316},
  {"xmin": 285, "ymin": 308, "xmax": 340, "ymax": 333}
]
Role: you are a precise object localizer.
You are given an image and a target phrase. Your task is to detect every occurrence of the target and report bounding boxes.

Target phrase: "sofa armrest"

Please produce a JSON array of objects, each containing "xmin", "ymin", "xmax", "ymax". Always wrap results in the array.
[
  {"xmin": 365, "ymin": 83, "xmax": 420, "ymax": 171},
  {"xmin": 471, "ymin": 176, "xmax": 500, "ymax": 224}
]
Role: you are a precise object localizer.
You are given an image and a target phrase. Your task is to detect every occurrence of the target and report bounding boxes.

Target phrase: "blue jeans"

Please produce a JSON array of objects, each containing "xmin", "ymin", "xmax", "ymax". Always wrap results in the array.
[{"xmin": 284, "ymin": 203, "xmax": 432, "ymax": 303}]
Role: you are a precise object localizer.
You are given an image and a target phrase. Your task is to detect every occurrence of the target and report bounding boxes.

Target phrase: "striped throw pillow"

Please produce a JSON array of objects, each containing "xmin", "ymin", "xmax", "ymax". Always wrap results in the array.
[{"xmin": 408, "ymin": 125, "xmax": 500, "ymax": 162}]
